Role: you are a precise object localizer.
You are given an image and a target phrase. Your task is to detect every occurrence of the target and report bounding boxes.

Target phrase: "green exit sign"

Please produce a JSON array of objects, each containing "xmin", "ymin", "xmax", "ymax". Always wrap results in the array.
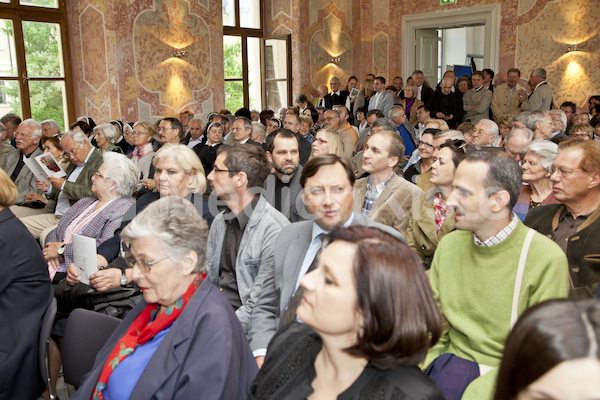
[{"xmin": 441, "ymin": 0, "xmax": 457, "ymax": 4}]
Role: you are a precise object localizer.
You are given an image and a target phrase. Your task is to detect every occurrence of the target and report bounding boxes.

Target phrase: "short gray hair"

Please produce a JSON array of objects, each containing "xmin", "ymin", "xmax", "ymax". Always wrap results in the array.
[
  {"xmin": 513, "ymin": 112, "xmax": 532, "ymax": 128},
  {"xmin": 371, "ymin": 118, "xmax": 396, "ymax": 132},
  {"xmin": 120, "ymin": 197, "xmax": 208, "ymax": 273},
  {"xmin": 530, "ymin": 110, "xmax": 549, "ymax": 131},
  {"xmin": 252, "ymin": 121, "xmax": 266, "ymax": 142},
  {"xmin": 435, "ymin": 130, "xmax": 465, "ymax": 141},
  {"xmin": 532, "ymin": 68, "xmax": 547, "ymax": 80},
  {"xmin": 61, "ymin": 129, "xmax": 90, "ymax": 145},
  {"xmin": 152, "ymin": 143, "xmax": 207, "ymax": 194},
  {"xmin": 41, "ymin": 119, "xmax": 61, "ymax": 133},
  {"xmin": 506, "ymin": 128, "xmax": 534, "ymax": 145},
  {"xmin": 478, "ymin": 119, "xmax": 499, "ymax": 138},
  {"xmin": 102, "ymin": 152, "xmax": 140, "ymax": 196},
  {"xmin": 20, "ymin": 118, "xmax": 42, "ymax": 139},
  {"xmin": 524, "ymin": 140, "xmax": 558, "ymax": 170},
  {"xmin": 94, "ymin": 123, "xmax": 119, "ymax": 145},
  {"xmin": 548, "ymin": 109, "xmax": 567, "ymax": 133}
]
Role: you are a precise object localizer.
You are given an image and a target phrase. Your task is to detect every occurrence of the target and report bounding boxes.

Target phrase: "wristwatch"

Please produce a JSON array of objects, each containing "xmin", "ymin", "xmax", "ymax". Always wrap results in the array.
[
  {"xmin": 57, "ymin": 244, "xmax": 66, "ymax": 256},
  {"xmin": 120, "ymin": 269, "xmax": 127, "ymax": 287}
]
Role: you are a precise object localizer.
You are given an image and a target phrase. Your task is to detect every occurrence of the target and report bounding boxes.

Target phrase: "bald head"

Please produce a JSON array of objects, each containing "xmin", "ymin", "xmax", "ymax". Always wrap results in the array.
[
  {"xmin": 329, "ymin": 77, "xmax": 341, "ymax": 92},
  {"xmin": 440, "ymin": 78, "xmax": 454, "ymax": 95}
]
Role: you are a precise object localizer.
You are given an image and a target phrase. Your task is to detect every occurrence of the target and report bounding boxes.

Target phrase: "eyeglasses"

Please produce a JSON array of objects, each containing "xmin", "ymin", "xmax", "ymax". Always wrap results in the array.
[
  {"xmin": 522, "ymin": 159, "xmax": 540, "ymax": 167},
  {"xmin": 157, "ymin": 126, "xmax": 173, "ymax": 132},
  {"xmin": 315, "ymin": 138, "xmax": 328, "ymax": 145},
  {"xmin": 124, "ymin": 253, "xmax": 169, "ymax": 273},
  {"xmin": 550, "ymin": 166, "xmax": 587, "ymax": 178},
  {"xmin": 322, "ymin": 117, "xmax": 338, "ymax": 122},
  {"xmin": 63, "ymin": 142, "xmax": 83, "ymax": 158},
  {"xmin": 92, "ymin": 171, "xmax": 105, "ymax": 179},
  {"xmin": 418, "ymin": 140, "xmax": 434, "ymax": 149},
  {"xmin": 14, "ymin": 131, "xmax": 30, "ymax": 138},
  {"xmin": 132, "ymin": 130, "xmax": 147, "ymax": 136}
]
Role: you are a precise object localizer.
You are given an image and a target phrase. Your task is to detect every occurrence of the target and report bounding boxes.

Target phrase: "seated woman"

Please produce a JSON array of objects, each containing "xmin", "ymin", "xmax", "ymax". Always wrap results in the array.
[
  {"xmin": 569, "ymin": 123, "xmax": 594, "ymax": 140},
  {"xmin": 299, "ymin": 115, "xmax": 314, "ymax": 143},
  {"xmin": 249, "ymin": 225, "xmax": 444, "ymax": 399},
  {"xmin": 514, "ymin": 140, "xmax": 560, "ymax": 221},
  {"xmin": 94, "ymin": 123, "xmax": 124, "ymax": 154},
  {"xmin": 43, "ymin": 152, "xmax": 139, "ymax": 283},
  {"xmin": 130, "ymin": 121, "xmax": 155, "ymax": 184},
  {"xmin": 406, "ymin": 139, "xmax": 465, "ymax": 267},
  {"xmin": 310, "ymin": 128, "xmax": 346, "ymax": 160},
  {"xmin": 193, "ymin": 122, "xmax": 223, "ymax": 175},
  {"xmin": 266, "ymin": 117, "xmax": 283, "ymax": 137},
  {"xmin": 0, "ymin": 169, "xmax": 52, "ymax": 399},
  {"xmin": 353, "ymin": 79, "xmax": 374, "ymax": 118},
  {"xmin": 496, "ymin": 115, "xmax": 512, "ymax": 147},
  {"xmin": 494, "ymin": 299, "xmax": 600, "ymax": 400},
  {"xmin": 70, "ymin": 197, "xmax": 258, "ymax": 399}
]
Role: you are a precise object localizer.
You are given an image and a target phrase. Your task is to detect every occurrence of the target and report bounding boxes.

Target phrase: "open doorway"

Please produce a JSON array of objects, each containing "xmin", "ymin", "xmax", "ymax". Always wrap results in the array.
[{"xmin": 402, "ymin": 4, "xmax": 500, "ymax": 85}]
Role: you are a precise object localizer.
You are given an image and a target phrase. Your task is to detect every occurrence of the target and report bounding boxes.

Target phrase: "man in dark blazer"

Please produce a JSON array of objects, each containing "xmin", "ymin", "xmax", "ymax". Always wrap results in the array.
[
  {"xmin": 412, "ymin": 70, "xmax": 435, "ymax": 105},
  {"xmin": 248, "ymin": 154, "xmax": 403, "ymax": 366},
  {"xmin": 231, "ymin": 117, "xmax": 262, "ymax": 147},
  {"xmin": 0, "ymin": 201, "xmax": 52, "ymax": 399},
  {"xmin": 264, "ymin": 128, "xmax": 306, "ymax": 222},
  {"xmin": 323, "ymin": 76, "xmax": 349, "ymax": 110}
]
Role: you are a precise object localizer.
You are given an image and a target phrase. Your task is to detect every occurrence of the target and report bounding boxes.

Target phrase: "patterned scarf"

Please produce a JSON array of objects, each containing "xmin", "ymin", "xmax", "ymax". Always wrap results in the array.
[
  {"xmin": 91, "ymin": 273, "xmax": 204, "ymax": 399},
  {"xmin": 433, "ymin": 192, "xmax": 451, "ymax": 232}
]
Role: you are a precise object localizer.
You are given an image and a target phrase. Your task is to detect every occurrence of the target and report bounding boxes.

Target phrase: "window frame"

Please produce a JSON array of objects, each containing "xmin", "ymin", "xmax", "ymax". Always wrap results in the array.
[{"xmin": 0, "ymin": 0, "xmax": 75, "ymax": 124}]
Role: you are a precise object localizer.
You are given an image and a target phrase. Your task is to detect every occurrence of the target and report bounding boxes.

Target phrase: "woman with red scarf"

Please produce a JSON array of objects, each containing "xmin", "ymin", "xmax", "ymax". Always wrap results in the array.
[{"xmin": 70, "ymin": 197, "xmax": 257, "ymax": 399}]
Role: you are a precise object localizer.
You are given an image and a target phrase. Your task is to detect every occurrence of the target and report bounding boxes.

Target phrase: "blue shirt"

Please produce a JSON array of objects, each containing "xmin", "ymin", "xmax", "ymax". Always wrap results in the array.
[
  {"xmin": 397, "ymin": 125, "xmax": 416, "ymax": 157},
  {"xmin": 103, "ymin": 325, "xmax": 172, "ymax": 399}
]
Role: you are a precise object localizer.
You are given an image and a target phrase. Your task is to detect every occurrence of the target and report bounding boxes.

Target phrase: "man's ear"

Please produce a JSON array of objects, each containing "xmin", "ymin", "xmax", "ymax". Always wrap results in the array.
[
  {"xmin": 490, "ymin": 190, "xmax": 511, "ymax": 213},
  {"xmin": 266, "ymin": 151, "xmax": 273, "ymax": 163},
  {"xmin": 588, "ymin": 171, "xmax": 600, "ymax": 189}
]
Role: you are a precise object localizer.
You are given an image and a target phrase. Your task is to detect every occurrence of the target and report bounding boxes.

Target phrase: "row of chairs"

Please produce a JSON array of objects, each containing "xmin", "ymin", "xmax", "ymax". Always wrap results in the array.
[{"xmin": 39, "ymin": 302, "xmax": 120, "ymax": 399}]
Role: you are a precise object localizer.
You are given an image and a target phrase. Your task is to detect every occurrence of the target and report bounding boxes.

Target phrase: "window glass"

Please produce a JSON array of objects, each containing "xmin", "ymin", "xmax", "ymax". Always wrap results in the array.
[
  {"xmin": 20, "ymin": 0, "xmax": 59, "ymax": 8},
  {"xmin": 222, "ymin": 0, "xmax": 235, "ymax": 27},
  {"xmin": 29, "ymin": 80, "xmax": 67, "ymax": 130},
  {"xmin": 22, "ymin": 21, "xmax": 64, "ymax": 78},
  {"xmin": 247, "ymin": 37, "xmax": 261, "ymax": 111},
  {"xmin": 0, "ymin": 20, "xmax": 18, "ymax": 77},
  {"xmin": 266, "ymin": 81, "xmax": 287, "ymax": 111},
  {"xmin": 240, "ymin": 0, "xmax": 260, "ymax": 29},
  {"xmin": 0, "ymin": 80, "xmax": 22, "ymax": 117}
]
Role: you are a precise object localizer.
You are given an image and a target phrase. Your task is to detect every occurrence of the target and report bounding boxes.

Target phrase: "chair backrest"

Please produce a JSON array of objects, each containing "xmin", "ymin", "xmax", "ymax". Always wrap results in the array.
[
  {"xmin": 62, "ymin": 308, "xmax": 121, "ymax": 388},
  {"xmin": 39, "ymin": 297, "xmax": 57, "ymax": 399}
]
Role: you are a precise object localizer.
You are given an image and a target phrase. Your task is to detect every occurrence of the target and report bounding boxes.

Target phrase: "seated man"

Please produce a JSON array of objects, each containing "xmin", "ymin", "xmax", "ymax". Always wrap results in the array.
[
  {"xmin": 19, "ymin": 130, "xmax": 102, "ymax": 240},
  {"xmin": 3, "ymin": 118, "xmax": 43, "ymax": 203},
  {"xmin": 354, "ymin": 129, "xmax": 424, "ymax": 235},
  {"xmin": 248, "ymin": 154, "xmax": 401, "ymax": 366},
  {"xmin": 525, "ymin": 139, "xmax": 600, "ymax": 299},
  {"xmin": 424, "ymin": 150, "xmax": 569, "ymax": 400},
  {"xmin": 263, "ymin": 128, "xmax": 306, "ymax": 222},
  {"xmin": 428, "ymin": 77, "xmax": 463, "ymax": 129},
  {"xmin": 206, "ymin": 144, "xmax": 289, "ymax": 334}
]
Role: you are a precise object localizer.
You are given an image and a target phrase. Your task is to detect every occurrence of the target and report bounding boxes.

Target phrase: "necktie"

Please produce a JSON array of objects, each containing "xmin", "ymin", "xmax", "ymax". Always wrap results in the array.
[{"xmin": 280, "ymin": 233, "xmax": 329, "ymax": 327}]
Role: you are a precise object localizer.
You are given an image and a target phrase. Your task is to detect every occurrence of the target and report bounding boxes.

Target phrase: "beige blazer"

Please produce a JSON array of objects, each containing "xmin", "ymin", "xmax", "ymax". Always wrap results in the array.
[{"xmin": 353, "ymin": 173, "xmax": 424, "ymax": 236}]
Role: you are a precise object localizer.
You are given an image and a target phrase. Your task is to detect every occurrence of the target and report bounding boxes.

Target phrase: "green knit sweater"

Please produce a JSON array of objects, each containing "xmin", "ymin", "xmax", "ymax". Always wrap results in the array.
[{"xmin": 424, "ymin": 220, "xmax": 569, "ymax": 399}]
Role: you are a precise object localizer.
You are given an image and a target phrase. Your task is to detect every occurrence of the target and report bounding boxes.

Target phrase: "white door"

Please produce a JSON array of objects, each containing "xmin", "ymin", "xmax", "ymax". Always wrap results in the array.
[{"xmin": 415, "ymin": 29, "xmax": 438, "ymax": 88}]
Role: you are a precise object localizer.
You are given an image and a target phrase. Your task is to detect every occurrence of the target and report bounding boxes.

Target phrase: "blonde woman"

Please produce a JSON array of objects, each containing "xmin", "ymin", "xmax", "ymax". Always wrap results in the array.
[
  {"xmin": 309, "ymin": 129, "xmax": 346, "ymax": 160},
  {"xmin": 398, "ymin": 83, "xmax": 424, "ymax": 126},
  {"xmin": 353, "ymin": 79, "xmax": 374, "ymax": 119}
]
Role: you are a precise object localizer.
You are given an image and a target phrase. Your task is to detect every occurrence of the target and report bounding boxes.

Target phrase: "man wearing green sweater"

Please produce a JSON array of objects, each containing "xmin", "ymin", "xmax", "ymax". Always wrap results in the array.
[{"xmin": 424, "ymin": 150, "xmax": 569, "ymax": 400}]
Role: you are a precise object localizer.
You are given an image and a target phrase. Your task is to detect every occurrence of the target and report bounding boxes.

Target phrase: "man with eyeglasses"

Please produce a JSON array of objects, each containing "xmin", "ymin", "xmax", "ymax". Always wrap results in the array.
[
  {"xmin": 471, "ymin": 119, "xmax": 500, "ymax": 148},
  {"xmin": 525, "ymin": 139, "xmax": 600, "ymax": 299},
  {"xmin": 321, "ymin": 109, "xmax": 354, "ymax": 160},
  {"xmin": 3, "ymin": 119, "xmax": 43, "ymax": 205},
  {"xmin": 504, "ymin": 127, "xmax": 534, "ymax": 163},
  {"xmin": 247, "ymin": 154, "xmax": 401, "ymax": 368},
  {"xmin": 205, "ymin": 144, "xmax": 289, "ymax": 339},
  {"xmin": 19, "ymin": 129, "xmax": 102, "ymax": 240}
]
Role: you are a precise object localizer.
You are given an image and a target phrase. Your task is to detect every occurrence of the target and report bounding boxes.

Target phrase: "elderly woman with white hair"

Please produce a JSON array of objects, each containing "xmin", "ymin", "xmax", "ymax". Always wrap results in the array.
[
  {"xmin": 514, "ymin": 140, "xmax": 561, "ymax": 221},
  {"xmin": 94, "ymin": 123, "xmax": 123, "ymax": 154},
  {"xmin": 70, "ymin": 197, "xmax": 257, "ymax": 399},
  {"xmin": 43, "ymin": 152, "xmax": 139, "ymax": 283}
]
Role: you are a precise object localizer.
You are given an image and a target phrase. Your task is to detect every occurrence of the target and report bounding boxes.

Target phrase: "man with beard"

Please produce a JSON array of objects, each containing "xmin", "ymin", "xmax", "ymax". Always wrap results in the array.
[{"xmin": 263, "ymin": 129, "xmax": 306, "ymax": 222}]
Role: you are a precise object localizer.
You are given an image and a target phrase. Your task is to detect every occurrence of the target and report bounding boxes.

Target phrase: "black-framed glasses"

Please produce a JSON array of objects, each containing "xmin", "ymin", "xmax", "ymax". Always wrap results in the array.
[
  {"xmin": 212, "ymin": 167, "xmax": 240, "ymax": 174},
  {"xmin": 63, "ymin": 142, "xmax": 83, "ymax": 158},
  {"xmin": 121, "ymin": 241, "xmax": 169, "ymax": 273},
  {"xmin": 418, "ymin": 140, "xmax": 434, "ymax": 149}
]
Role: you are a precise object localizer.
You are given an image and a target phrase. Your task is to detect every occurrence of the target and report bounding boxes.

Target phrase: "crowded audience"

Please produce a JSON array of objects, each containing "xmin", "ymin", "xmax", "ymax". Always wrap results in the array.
[{"xmin": 1, "ymin": 65, "xmax": 599, "ymax": 400}]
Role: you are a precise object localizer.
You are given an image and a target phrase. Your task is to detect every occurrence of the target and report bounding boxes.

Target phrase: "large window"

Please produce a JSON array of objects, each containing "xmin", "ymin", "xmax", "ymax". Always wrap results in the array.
[{"xmin": 0, "ymin": 0, "xmax": 73, "ymax": 131}]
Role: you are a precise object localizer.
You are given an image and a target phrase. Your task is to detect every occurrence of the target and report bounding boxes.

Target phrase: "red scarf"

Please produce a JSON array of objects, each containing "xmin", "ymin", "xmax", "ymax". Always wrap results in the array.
[{"xmin": 91, "ymin": 273, "xmax": 204, "ymax": 399}]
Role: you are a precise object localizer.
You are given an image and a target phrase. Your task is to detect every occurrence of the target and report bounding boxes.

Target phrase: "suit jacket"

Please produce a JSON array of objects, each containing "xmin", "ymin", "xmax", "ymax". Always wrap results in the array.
[
  {"xmin": 0, "ymin": 139, "xmax": 14, "ymax": 170},
  {"xmin": 463, "ymin": 87, "xmax": 493, "ymax": 124},
  {"xmin": 263, "ymin": 167, "xmax": 306, "ymax": 222},
  {"xmin": 368, "ymin": 90, "xmax": 395, "ymax": 117},
  {"xmin": 520, "ymin": 82, "xmax": 553, "ymax": 111},
  {"xmin": 206, "ymin": 196, "xmax": 289, "ymax": 333},
  {"xmin": 405, "ymin": 189, "xmax": 455, "ymax": 266},
  {"xmin": 0, "ymin": 209, "xmax": 52, "ymax": 399},
  {"xmin": 51, "ymin": 148, "xmax": 103, "ymax": 205},
  {"xmin": 3, "ymin": 146, "xmax": 43, "ymax": 203},
  {"xmin": 491, "ymin": 83, "xmax": 527, "ymax": 121},
  {"xmin": 353, "ymin": 173, "xmax": 424, "ymax": 236},
  {"xmin": 45, "ymin": 196, "xmax": 134, "ymax": 265},
  {"xmin": 71, "ymin": 279, "xmax": 258, "ymax": 400},
  {"xmin": 296, "ymin": 132, "xmax": 311, "ymax": 166},
  {"xmin": 419, "ymin": 85, "xmax": 435, "ymax": 105},
  {"xmin": 323, "ymin": 90, "xmax": 349, "ymax": 109},
  {"xmin": 524, "ymin": 204, "xmax": 600, "ymax": 299},
  {"xmin": 247, "ymin": 213, "xmax": 403, "ymax": 351}
]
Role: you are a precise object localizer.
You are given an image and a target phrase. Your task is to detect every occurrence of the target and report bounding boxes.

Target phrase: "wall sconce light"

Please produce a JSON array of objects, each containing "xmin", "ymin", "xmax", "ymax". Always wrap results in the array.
[
  {"xmin": 329, "ymin": 57, "xmax": 342, "ymax": 64},
  {"xmin": 566, "ymin": 44, "xmax": 579, "ymax": 53},
  {"xmin": 172, "ymin": 50, "xmax": 188, "ymax": 58}
]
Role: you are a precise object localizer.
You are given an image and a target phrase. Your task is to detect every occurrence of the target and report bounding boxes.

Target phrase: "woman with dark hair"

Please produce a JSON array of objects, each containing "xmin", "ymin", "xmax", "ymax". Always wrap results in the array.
[
  {"xmin": 494, "ymin": 299, "xmax": 600, "ymax": 400},
  {"xmin": 259, "ymin": 109, "xmax": 275, "ymax": 127},
  {"xmin": 406, "ymin": 139, "xmax": 466, "ymax": 266},
  {"xmin": 266, "ymin": 117, "xmax": 283, "ymax": 136},
  {"xmin": 194, "ymin": 122, "xmax": 224, "ymax": 175},
  {"xmin": 456, "ymin": 76, "xmax": 472, "ymax": 95},
  {"xmin": 70, "ymin": 120, "xmax": 93, "ymax": 139},
  {"xmin": 249, "ymin": 225, "xmax": 444, "ymax": 399}
]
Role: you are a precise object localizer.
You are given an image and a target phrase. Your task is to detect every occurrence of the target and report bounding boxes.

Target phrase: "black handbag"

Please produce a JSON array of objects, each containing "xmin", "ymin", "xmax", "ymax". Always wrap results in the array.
[{"xmin": 54, "ymin": 272, "xmax": 142, "ymax": 320}]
